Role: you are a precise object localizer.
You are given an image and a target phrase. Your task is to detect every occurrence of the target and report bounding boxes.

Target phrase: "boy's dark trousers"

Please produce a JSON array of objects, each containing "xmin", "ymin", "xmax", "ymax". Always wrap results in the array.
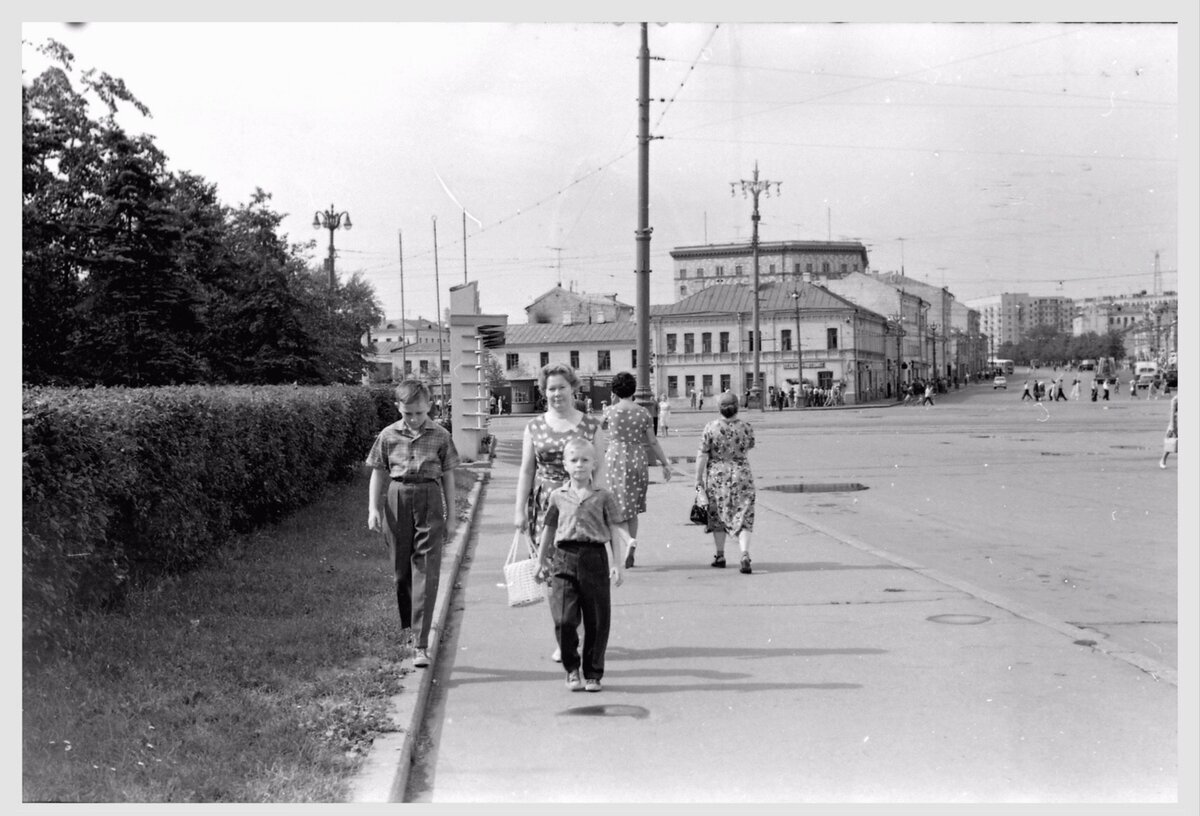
[
  {"xmin": 383, "ymin": 480, "xmax": 446, "ymax": 649},
  {"xmin": 548, "ymin": 543, "xmax": 611, "ymax": 681}
]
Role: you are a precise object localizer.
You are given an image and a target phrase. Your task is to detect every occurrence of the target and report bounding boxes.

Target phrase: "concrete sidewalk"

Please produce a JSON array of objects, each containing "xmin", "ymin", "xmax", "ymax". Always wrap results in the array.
[{"xmin": 389, "ymin": 451, "xmax": 1176, "ymax": 803}]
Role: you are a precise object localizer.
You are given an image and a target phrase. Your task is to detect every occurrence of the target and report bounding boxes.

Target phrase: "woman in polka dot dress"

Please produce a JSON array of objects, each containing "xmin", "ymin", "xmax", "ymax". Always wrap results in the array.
[
  {"xmin": 515, "ymin": 363, "xmax": 607, "ymax": 662},
  {"xmin": 601, "ymin": 372, "xmax": 672, "ymax": 568}
]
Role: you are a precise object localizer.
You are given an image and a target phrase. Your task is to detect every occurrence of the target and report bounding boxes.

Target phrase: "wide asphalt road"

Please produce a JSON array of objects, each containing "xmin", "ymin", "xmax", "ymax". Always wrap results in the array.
[{"xmin": 712, "ymin": 377, "xmax": 1180, "ymax": 671}]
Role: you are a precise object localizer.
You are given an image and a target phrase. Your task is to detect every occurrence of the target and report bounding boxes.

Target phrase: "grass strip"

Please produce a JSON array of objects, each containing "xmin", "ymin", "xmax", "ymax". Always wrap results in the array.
[{"xmin": 22, "ymin": 467, "xmax": 481, "ymax": 802}]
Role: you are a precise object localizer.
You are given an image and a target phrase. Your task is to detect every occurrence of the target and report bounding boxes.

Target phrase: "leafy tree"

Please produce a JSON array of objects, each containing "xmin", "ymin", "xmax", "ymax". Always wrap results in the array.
[
  {"xmin": 71, "ymin": 128, "xmax": 206, "ymax": 385},
  {"xmin": 294, "ymin": 268, "xmax": 385, "ymax": 384},
  {"xmin": 209, "ymin": 190, "xmax": 322, "ymax": 384},
  {"xmin": 480, "ymin": 351, "xmax": 509, "ymax": 389},
  {"xmin": 23, "ymin": 41, "xmax": 384, "ymax": 387},
  {"xmin": 22, "ymin": 40, "xmax": 151, "ymax": 383}
]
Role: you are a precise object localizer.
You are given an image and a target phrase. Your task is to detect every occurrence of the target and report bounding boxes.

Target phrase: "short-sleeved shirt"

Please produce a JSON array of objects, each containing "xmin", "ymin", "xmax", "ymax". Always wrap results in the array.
[
  {"xmin": 543, "ymin": 485, "xmax": 624, "ymax": 545},
  {"xmin": 365, "ymin": 419, "xmax": 460, "ymax": 481}
]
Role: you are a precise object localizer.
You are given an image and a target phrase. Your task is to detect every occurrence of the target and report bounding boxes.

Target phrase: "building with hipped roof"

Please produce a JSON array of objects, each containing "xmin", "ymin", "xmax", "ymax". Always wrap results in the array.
[
  {"xmin": 524, "ymin": 284, "xmax": 634, "ymax": 325},
  {"xmin": 650, "ymin": 280, "xmax": 890, "ymax": 406}
]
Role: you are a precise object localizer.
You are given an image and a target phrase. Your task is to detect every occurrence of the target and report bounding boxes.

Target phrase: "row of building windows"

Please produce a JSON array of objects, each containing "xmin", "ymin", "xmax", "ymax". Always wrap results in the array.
[
  {"xmin": 400, "ymin": 359, "xmax": 450, "ymax": 375},
  {"xmin": 505, "ymin": 349, "xmax": 636, "ymax": 373},
  {"xmin": 678, "ymin": 261, "xmax": 860, "ymax": 279},
  {"xmin": 665, "ymin": 370, "xmax": 837, "ymax": 398},
  {"xmin": 664, "ymin": 329, "xmax": 838, "ymax": 353}
]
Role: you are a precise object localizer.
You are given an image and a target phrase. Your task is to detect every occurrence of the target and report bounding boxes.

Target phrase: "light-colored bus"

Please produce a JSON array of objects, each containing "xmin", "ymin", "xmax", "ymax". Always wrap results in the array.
[{"xmin": 988, "ymin": 358, "xmax": 1015, "ymax": 375}]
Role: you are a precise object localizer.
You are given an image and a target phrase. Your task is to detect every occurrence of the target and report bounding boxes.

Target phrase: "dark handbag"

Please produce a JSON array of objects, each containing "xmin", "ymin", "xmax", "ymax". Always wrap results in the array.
[{"xmin": 689, "ymin": 489, "xmax": 708, "ymax": 525}]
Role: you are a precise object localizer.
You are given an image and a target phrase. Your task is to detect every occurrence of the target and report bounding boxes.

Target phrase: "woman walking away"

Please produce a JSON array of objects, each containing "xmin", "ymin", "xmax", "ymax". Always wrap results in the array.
[
  {"xmin": 1160, "ymin": 395, "xmax": 1178, "ymax": 469},
  {"xmin": 658, "ymin": 392, "xmax": 672, "ymax": 437},
  {"xmin": 695, "ymin": 391, "xmax": 757, "ymax": 574},
  {"xmin": 602, "ymin": 372, "xmax": 672, "ymax": 568},
  {"xmin": 515, "ymin": 363, "xmax": 606, "ymax": 662}
]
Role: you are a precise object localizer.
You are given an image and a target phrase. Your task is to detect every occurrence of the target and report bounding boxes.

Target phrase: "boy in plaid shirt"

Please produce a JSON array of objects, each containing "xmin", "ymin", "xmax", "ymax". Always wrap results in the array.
[
  {"xmin": 367, "ymin": 380, "xmax": 460, "ymax": 668},
  {"xmin": 535, "ymin": 438, "xmax": 630, "ymax": 692}
]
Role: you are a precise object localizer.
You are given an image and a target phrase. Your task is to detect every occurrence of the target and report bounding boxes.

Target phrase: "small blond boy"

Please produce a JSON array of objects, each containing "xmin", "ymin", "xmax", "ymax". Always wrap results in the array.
[{"xmin": 534, "ymin": 438, "xmax": 630, "ymax": 692}]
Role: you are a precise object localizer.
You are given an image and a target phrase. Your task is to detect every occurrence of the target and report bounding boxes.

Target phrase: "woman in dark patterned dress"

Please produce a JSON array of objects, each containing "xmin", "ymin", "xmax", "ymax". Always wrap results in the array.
[
  {"xmin": 514, "ymin": 362, "xmax": 605, "ymax": 661},
  {"xmin": 695, "ymin": 390, "xmax": 757, "ymax": 574},
  {"xmin": 601, "ymin": 371, "xmax": 671, "ymax": 568}
]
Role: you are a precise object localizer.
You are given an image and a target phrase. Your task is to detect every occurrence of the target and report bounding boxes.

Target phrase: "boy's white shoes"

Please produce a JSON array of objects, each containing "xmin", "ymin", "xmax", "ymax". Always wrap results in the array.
[
  {"xmin": 552, "ymin": 647, "xmax": 562, "ymax": 662},
  {"xmin": 565, "ymin": 670, "xmax": 583, "ymax": 691},
  {"xmin": 414, "ymin": 648, "xmax": 431, "ymax": 668},
  {"xmin": 584, "ymin": 678, "xmax": 602, "ymax": 692}
]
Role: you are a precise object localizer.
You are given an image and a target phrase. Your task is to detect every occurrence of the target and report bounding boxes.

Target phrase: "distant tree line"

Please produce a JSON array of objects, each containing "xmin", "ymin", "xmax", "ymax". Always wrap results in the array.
[
  {"xmin": 22, "ymin": 40, "xmax": 383, "ymax": 387},
  {"xmin": 996, "ymin": 325, "xmax": 1128, "ymax": 368}
]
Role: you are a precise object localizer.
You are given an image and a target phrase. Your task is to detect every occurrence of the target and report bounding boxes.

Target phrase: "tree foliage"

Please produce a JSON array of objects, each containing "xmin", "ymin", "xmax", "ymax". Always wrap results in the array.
[
  {"xmin": 997, "ymin": 328, "xmax": 1128, "ymax": 367},
  {"xmin": 22, "ymin": 40, "xmax": 382, "ymax": 386},
  {"xmin": 480, "ymin": 351, "xmax": 509, "ymax": 389}
]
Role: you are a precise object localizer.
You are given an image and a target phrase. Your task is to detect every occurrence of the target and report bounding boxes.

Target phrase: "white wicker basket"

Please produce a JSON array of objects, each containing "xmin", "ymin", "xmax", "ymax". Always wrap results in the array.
[{"xmin": 504, "ymin": 531, "xmax": 546, "ymax": 607}]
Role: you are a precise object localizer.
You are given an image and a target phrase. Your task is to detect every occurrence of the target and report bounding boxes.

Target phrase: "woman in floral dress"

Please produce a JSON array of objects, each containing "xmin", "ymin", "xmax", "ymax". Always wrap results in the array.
[
  {"xmin": 514, "ymin": 363, "xmax": 605, "ymax": 661},
  {"xmin": 601, "ymin": 372, "xmax": 672, "ymax": 568},
  {"xmin": 695, "ymin": 390, "xmax": 756, "ymax": 574}
]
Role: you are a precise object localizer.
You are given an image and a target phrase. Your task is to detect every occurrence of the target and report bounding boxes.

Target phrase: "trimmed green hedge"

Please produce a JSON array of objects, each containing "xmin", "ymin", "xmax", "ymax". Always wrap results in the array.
[{"xmin": 22, "ymin": 385, "xmax": 394, "ymax": 650}]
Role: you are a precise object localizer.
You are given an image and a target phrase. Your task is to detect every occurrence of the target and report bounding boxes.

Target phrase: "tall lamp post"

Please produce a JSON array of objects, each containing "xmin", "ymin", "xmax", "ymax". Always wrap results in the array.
[
  {"xmin": 313, "ymin": 204, "xmax": 352, "ymax": 288},
  {"xmin": 731, "ymin": 162, "xmax": 781, "ymax": 411},
  {"xmin": 790, "ymin": 288, "xmax": 803, "ymax": 408}
]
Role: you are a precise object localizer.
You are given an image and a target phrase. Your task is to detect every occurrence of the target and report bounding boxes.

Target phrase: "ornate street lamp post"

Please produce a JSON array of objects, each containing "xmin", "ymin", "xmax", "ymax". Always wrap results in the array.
[
  {"xmin": 313, "ymin": 204, "xmax": 352, "ymax": 288},
  {"xmin": 731, "ymin": 163, "xmax": 781, "ymax": 411}
]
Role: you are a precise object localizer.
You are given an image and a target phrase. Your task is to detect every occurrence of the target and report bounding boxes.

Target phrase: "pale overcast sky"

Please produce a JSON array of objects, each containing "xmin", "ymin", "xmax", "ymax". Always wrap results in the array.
[{"xmin": 20, "ymin": 16, "xmax": 1187, "ymax": 326}]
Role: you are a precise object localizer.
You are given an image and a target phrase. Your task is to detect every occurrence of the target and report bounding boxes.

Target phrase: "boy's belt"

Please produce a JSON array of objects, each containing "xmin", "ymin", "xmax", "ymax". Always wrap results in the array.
[{"xmin": 392, "ymin": 477, "xmax": 437, "ymax": 484}]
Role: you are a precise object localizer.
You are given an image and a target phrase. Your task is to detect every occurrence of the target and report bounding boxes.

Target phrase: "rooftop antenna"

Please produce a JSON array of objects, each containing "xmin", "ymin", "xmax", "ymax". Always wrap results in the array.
[{"xmin": 1153, "ymin": 250, "xmax": 1162, "ymax": 295}]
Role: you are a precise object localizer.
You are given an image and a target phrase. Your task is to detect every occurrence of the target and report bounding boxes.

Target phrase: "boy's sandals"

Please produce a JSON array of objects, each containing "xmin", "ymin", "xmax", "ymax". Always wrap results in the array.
[
  {"xmin": 740, "ymin": 554, "xmax": 752, "ymax": 574},
  {"xmin": 711, "ymin": 554, "xmax": 726, "ymax": 568}
]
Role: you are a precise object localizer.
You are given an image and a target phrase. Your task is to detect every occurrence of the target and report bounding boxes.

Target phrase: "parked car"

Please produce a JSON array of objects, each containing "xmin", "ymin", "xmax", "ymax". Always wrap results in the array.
[{"xmin": 993, "ymin": 375, "xmax": 1007, "ymax": 389}]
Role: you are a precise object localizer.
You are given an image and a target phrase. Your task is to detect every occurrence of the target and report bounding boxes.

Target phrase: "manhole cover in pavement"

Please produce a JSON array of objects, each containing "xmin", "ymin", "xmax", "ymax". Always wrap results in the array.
[
  {"xmin": 927, "ymin": 614, "xmax": 990, "ymax": 625},
  {"xmin": 763, "ymin": 483, "xmax": 868, "ymax": 493},
  {"xmin": 971, "ymin": 435, "xmax": 992, "ymax": 438},
  {"xmin": 1110, "ymin": 445, "xmax": 1146, "ymax": 450},
  {"xmin": 668, "ymin": 456, "xmax": 697, "ymax": 464},
  {"xmin": 559, "ymin": 704, "xmax": 649, "ymax": 719},
  {"xmin": 1039, "ymin": 452, "xmax": 1067, "ymax": 456}
]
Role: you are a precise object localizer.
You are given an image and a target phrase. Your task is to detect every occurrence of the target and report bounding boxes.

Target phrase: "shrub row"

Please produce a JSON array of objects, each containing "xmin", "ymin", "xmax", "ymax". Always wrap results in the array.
[{"xmin": 22, "ymin": 384, "xmax": 399, "ymax": 650}]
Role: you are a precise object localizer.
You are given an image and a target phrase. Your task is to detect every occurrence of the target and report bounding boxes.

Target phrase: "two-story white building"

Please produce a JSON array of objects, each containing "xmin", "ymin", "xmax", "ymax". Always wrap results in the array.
[{"xmin": 649, "ymin": 280, "xmax": 890, "ymax": 406}]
